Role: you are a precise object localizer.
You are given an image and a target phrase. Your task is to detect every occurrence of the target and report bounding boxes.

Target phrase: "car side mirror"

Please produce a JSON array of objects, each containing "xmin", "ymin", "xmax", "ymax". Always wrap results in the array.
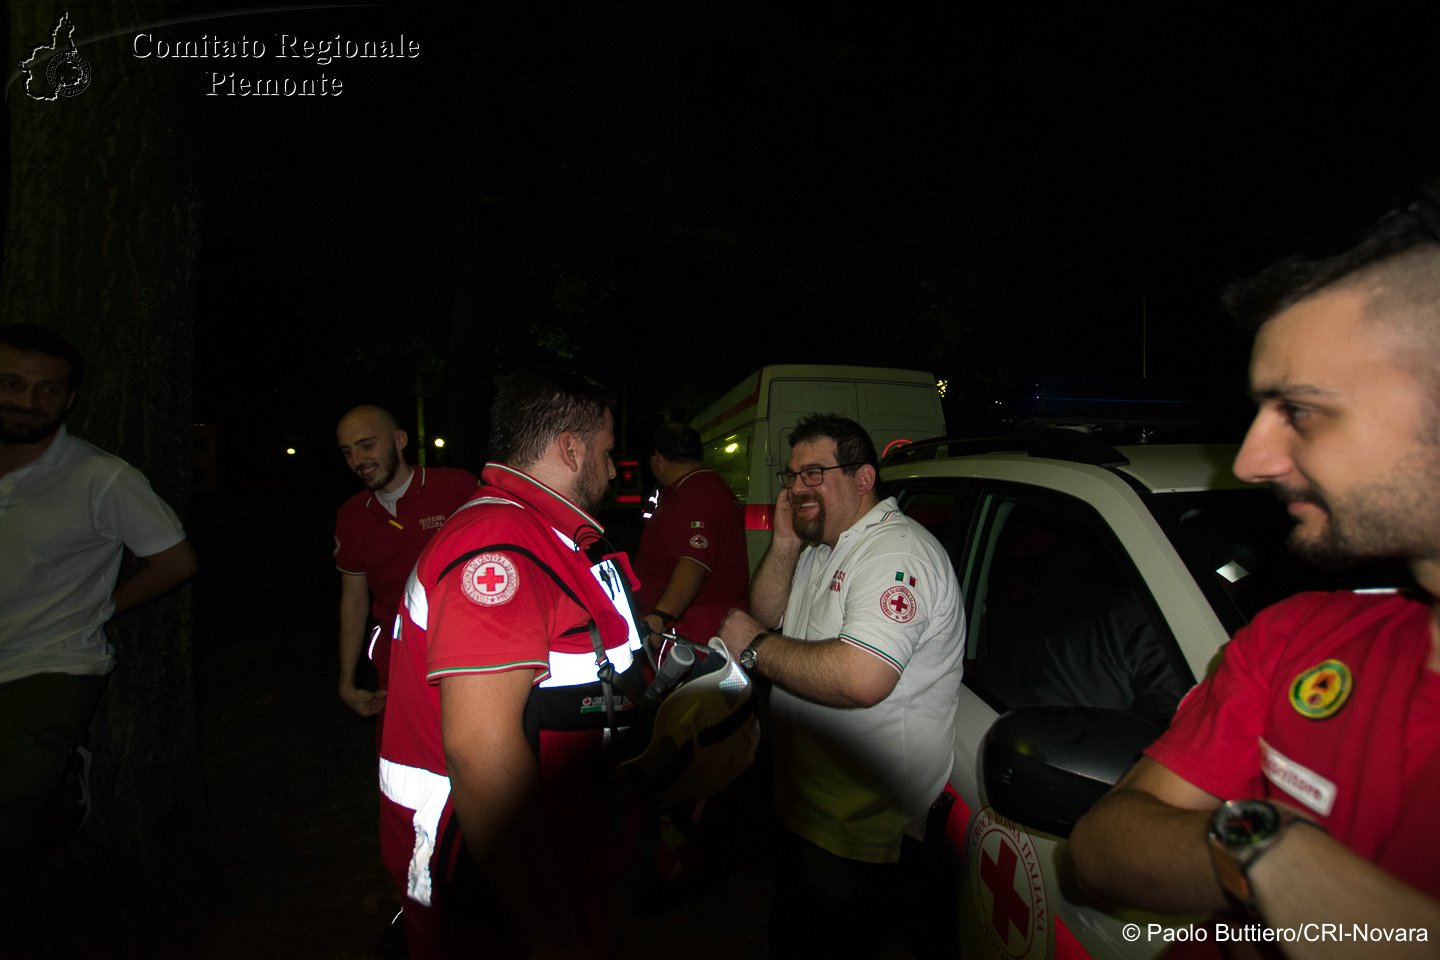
[{"xmin": 981, "ymin": 706, "xmax": 1161, "ymax": 837}]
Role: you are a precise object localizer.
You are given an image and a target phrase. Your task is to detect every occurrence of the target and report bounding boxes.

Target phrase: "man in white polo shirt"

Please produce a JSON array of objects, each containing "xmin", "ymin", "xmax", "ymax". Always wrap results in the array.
[
  {"xmin": 0, "ymin": 323, "xmax": 198, "ymax": 858},
  {"xmin": 719, "ymin": 412, "xmax": 965, "ymax": 957}
]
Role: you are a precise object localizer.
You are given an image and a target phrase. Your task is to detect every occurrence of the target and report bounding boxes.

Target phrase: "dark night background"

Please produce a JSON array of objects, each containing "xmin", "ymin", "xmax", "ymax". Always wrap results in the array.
[
  {"xmin": 173, "ymin": 2, "xmax": 1440, "ymax": 496},
  {"xmin": 5, "ymin": 2, "xmax": 1440, "ymax": 956}
]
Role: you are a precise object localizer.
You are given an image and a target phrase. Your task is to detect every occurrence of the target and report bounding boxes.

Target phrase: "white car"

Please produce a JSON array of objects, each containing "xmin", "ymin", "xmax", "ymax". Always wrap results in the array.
[{"xmin": 881, "ymin": 432, "xmax": 1406, "ymax": 960}]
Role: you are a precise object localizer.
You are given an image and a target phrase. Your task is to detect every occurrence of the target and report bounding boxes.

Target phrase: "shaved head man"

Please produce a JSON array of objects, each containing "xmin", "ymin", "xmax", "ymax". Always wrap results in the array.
[
  {"xmin": 337, "ymin": 405, "xmax": 409, "ymax": 494},
  {"xmin": 333, "ymin": 405, "xmax": 476, "ymax": 723}
]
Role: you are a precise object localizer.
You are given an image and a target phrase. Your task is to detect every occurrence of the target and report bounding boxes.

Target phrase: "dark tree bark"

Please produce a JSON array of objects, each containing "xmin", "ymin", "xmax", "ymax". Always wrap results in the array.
[{"xmin": 3, "ymin": 1, "xmax": 212, "ymax": 949}]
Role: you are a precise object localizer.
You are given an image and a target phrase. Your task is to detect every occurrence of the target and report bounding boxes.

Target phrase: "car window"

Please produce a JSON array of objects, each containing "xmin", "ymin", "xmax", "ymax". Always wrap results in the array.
[
  {"xmin": 1146, "ymin": 489, "xmax": 1416, "ymax": 635},
  {"xmin": 885, "ymin": 482, "xmax": 971, "ymax": 574},
  {"xmin": 899, "ymin": 480, "xmax": 1191, "ymax": 728}
]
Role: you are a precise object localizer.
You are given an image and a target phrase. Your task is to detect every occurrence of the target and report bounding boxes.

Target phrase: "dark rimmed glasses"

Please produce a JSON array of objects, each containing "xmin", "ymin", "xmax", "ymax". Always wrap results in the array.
[{"xmin": 777, "ymin": 462, "xmax": 864, "ymax": 488}]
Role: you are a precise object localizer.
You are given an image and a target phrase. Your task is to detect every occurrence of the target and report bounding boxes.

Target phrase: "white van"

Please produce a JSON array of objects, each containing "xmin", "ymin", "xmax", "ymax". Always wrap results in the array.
[{"xmin": 691, "ymin": 365, "xmax": 946, "ymax": 569}]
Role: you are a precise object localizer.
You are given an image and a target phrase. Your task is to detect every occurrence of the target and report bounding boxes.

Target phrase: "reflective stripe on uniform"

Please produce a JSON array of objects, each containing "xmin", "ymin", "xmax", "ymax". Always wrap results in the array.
[
  {"xmin": 402, "ymin": 565, "xmax": 429, "ymax": 634},
  {"xmin": 379, "ymin": 758, "xmax": 452, "ymax": 907},
  {"xmin": 539, "ymin": 644, "xmax": 635, "ymax": 688}
]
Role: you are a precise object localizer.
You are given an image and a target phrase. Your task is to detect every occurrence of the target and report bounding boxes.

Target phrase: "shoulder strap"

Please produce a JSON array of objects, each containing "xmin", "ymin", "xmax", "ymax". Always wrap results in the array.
[{"xmin": 436, "ymin": 542, "xmax": 585, "ymax": 611}]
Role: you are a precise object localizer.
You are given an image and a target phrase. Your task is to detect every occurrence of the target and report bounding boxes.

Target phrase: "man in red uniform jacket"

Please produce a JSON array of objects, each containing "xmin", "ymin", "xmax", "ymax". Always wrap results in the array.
[
  {"xmin": 379, "ymin": 370, "xmax": 642, "ymax": 958},
  {"xmin": 1069, "ymin": 194, "xmax": 1440, "ymax": 954}
]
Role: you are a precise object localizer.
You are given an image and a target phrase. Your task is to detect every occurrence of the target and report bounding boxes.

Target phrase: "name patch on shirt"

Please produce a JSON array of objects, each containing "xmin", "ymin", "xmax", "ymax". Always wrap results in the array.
[
  {"xmin": 829, "ymin": 569, "xmax": 846, "ymax": 593},
  {"xmin": 419, "ymin": 514, "xmax": 447, "ymax": 531},
  {"xmin": 1260, "ymin": 737, "xmax": 1336, "ymax": 817},
  {"xmin": 461, "ymin": 553, "xmax": 519, "ymax": 606}
]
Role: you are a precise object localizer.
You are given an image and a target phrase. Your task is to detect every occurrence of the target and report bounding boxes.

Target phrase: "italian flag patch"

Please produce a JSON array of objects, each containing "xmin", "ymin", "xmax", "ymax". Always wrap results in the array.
[{"xmin": 894, "ymin": 571, "xmax": 916, "ymax": 586}]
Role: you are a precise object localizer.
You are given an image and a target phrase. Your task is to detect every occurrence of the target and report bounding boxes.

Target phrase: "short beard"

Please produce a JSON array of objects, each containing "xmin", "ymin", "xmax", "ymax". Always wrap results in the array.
[
  {"xmin": 1279, "ymin": 443, "xmax": 1440, "ymax": 569},
  {"xmin": 0, "ymin": 408, "xmax": 65, "ymax": 445},
  {"xmin": 574, "ymin": 458, "xmax": 607, "ymax": 512},
  {"xmin": 361, "ymin": 446, "xmax": 401, "ymax": 491},
  {"xmin": 790, "ymin": 493, "xmax": 826, "ymax": 544}
]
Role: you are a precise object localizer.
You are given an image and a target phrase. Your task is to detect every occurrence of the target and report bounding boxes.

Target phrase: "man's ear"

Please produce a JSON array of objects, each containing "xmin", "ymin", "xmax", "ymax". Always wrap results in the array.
[
  {"xmin": 394, "ymin": 430, "xmax": 409, "ymax": 453},
  {"xmin": 854, "ymin": 463, "xmax": 877, "ymax": 495},
  {"xmin": 65, "ymin": 392, "xmax": 77, "ymax": 413},
  {"xmin": 556, "ymin": 431, "xmax": 583, "ymax": 472}
]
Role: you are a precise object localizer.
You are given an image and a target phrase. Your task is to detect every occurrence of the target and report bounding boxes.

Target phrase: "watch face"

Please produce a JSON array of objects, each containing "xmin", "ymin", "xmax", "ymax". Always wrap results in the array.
[
  {"xmin": 740, "ymin": 649, "xmax": 757, "ymax": 669},
  {"xmin": 1213, "ymin": 800, "xmax": 1281, "ymax": 848}
]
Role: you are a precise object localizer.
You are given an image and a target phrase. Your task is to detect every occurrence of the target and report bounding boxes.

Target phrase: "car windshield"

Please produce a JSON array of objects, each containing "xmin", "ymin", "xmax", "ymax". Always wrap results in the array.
[{"xmin": 1146, "ymin": 488, "xmax": 1416, "ymax": 636}]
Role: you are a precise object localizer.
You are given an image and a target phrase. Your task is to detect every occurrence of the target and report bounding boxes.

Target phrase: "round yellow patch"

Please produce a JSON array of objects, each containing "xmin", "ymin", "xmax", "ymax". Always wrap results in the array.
[{"xmin": 1289, "ymin": 659, "xmax": 1352, "ymax": 719}]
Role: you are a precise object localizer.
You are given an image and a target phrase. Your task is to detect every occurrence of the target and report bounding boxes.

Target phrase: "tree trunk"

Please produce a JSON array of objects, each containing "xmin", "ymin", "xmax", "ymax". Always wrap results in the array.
[{"xmin": 3, "ymin": 1, "xmax": 211, "ymax": 949}]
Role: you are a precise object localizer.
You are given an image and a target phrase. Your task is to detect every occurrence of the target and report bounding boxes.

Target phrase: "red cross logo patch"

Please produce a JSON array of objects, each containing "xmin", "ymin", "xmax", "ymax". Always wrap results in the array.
[
  {"xmin": 880, "ymin": 584, "xmax": 917, "ymax": 623},
  {"xmin": 461, "ymin": 553, "xmax": 519, "ymax": 606}
]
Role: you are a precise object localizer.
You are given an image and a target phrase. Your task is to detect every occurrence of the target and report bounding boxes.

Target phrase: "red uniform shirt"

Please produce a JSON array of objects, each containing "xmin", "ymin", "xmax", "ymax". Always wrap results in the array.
[
  {"xmin": 632, "ymin": 468, "xmax": 748, "ymax": 641},
  {"xmin": 334, "ymin": 465, "xmax": 478, "ymax": 625},
  {"xmin": 1147, "ymin": 590, "xmax": 1440, "ymax": 899}
]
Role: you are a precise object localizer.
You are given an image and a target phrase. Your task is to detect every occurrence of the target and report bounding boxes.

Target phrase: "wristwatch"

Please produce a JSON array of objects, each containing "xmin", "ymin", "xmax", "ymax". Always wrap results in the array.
[
  {"xmin": 1207, "ymin": 799, "xmax": 1320, "ymax": 907},
  {"xmin": 739, "ymin": 631, "xmax": 769, "ymax": 671}
]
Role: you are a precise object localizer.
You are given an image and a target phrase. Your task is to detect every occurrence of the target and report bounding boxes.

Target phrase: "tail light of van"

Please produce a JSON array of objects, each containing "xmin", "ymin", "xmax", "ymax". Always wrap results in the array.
[{"xmin": 744, "ymin": 503, "xmax": 773, "ymax": 531}]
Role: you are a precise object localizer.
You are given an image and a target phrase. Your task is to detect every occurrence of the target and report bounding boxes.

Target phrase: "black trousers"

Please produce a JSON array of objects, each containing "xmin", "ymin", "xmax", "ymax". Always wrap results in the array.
[{"xmin": 769, "ymin": 826, "xmax": 960, "ymax": 959}]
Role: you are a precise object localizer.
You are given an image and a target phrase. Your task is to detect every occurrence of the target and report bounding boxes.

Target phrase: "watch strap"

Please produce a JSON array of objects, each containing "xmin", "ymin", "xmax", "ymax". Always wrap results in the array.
[
  {"xmin": 741, "ymin": 631, "xmax": 769, "ymax": 669},
  {"xmin": 1207, "ymin": 801, "xmax": 1322, "ymax": 908}
]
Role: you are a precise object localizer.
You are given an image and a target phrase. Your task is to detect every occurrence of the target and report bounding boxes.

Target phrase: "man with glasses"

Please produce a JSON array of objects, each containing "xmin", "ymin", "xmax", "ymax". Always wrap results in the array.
[
  {"xmin": 718, "ymin": 413, "xmax": 965, "ymax": 956},
  {"xmin": 1069, "ymin": 195, "xmax": 1440, "ymax": 948}
]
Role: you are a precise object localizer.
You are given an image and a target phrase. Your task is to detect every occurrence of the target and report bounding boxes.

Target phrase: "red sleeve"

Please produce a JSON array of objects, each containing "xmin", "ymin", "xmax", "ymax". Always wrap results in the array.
[
  {"xmin": 424, "ymin": 548, "xmax": 564, "ymax": 682},
  {"xmin": 334, "ymin": 502, "xmax": 365, "ymax": 575},
  {"xmin": 667, "ymin": 478, "xmax": 733, "ymax": 572},
  {"xmin": 1142, "ymin": 601, "xmax": 1301, "ymax": 799}
]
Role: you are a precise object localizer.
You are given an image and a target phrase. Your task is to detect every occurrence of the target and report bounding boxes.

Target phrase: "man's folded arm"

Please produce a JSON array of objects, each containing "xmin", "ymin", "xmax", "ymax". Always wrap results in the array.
[{"xmin": 1068, "ymin": 756, "xmax": 1229, "ymax": 914}]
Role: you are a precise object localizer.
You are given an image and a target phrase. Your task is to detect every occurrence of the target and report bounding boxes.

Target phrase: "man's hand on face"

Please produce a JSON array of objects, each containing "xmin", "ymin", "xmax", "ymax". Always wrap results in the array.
[{"xmin": 771, "ymin": 487, "xmax": 801, "ymax": 546}]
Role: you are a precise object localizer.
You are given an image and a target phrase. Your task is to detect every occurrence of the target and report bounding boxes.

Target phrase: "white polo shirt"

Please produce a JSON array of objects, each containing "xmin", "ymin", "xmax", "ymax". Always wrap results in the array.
[
  {"xmin": 770, "ymin": 497, "xmax": 966, "ymax": 863},
  {"xmin": 0, "ymin": 426, "xmax": 186, "ymax": 684}
]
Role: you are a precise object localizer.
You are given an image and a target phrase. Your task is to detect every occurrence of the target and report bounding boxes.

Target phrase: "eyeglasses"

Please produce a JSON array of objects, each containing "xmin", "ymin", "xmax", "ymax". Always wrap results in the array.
[{"xmin": 777, "ymin": 462, "xmax": 864, "ymax": 488}]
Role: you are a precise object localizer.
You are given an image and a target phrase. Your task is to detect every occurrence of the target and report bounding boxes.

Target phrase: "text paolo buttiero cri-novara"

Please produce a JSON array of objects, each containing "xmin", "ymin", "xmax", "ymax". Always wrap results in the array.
[
  {"xmin": 131, "ymin": 33, "xmax": 421, "ymax": 97},
  {"xmin": 1123, "ymin": 922, "xmax": 1429, "ymax": 946}
]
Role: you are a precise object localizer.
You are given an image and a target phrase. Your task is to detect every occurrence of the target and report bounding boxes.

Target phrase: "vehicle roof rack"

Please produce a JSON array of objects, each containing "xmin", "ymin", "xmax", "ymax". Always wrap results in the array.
[
  {"xmin": 879, "ymin": 436, "xmax": 1026, "ymax": 465},
  {"xmin": 880, "ymin": 428, "xmax": 1128, "ymax": 469}
]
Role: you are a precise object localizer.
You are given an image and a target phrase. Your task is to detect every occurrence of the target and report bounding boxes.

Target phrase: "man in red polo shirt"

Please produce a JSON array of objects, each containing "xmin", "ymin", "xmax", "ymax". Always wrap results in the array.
[
  {"xmin": 1069, "ymin": 194, "xmax": 1440, "ymax": 950},
  {"xmin": 334, "ymin": 405, "xmax": 476, "ymax": 720},
  {"xmin": 633, "ymin": 421, "xmax": 748, "ymax": 643}
]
